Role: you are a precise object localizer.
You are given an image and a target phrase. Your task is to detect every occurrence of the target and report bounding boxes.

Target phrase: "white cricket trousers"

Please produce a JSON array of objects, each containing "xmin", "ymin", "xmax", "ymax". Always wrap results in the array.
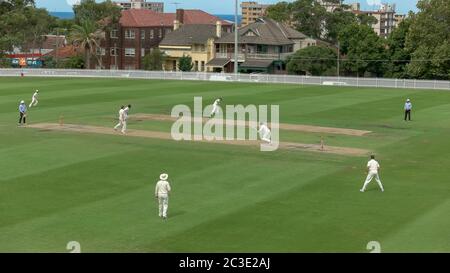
[
  {"xmin": 210, "ymin": 105, "xmax": 219, "ymax": 116},
  {"xmin": 260, "ymin": 132, "xmax": 271, "ymax": 143},
  {"xmin": 158, "ymin": 194, "xmax": 169, "ymax": 218},
  {"xmin": 114, "ymin": 120, "xmax": 127, "ymax": 133},
  {"xmin": 29, "ymin": 98, "xmax": 38, "ymax": 107},
  {"xmin": 362, "ymin": 171, "xmax": 384, "ymax": 191}
]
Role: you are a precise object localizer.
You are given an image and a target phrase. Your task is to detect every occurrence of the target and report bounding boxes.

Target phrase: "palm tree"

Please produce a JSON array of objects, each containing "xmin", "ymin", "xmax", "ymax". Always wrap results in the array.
[{"xmin": 69, "ymin": 20, "xmax": 104, "ymax": 69}]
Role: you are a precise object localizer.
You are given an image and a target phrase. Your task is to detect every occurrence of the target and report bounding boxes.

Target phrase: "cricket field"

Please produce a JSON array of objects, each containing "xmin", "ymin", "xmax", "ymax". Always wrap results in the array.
[{"xmin": 1, "ymin": 76, "xmax": 450, "ymax": 252}]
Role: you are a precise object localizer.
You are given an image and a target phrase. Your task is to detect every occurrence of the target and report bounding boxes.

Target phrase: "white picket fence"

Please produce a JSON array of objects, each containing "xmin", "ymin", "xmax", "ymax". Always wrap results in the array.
[{"xmin": 1, "ymin": 68, "xmax": 450, "ymax": 90}]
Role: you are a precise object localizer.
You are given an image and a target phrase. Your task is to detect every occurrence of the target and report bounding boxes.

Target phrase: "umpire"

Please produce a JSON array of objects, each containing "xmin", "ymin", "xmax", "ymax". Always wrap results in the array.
[
  {"xmin": 404, "ymin": 98, "xmax": 412, "ymax": 121},
  {"xmin": 18, "ymin": 100, "xmax": 27, "ymax": 126}
]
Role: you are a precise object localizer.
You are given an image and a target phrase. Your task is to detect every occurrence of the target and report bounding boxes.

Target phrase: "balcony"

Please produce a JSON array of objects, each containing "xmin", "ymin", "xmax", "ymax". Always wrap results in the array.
[{"xmin": 215, "ymin": 52, "xmax": 292, "ymax": 61}]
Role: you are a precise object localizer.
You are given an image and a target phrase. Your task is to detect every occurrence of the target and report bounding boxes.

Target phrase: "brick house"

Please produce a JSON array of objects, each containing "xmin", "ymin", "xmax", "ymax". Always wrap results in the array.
[{"xmin": 97, "ymin": 9, "xmax": 232, "ymax": 70}]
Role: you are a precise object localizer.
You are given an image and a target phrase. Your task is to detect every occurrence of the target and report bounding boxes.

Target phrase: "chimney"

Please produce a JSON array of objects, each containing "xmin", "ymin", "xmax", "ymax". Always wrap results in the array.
[
  {"xmin": 174, "ymin": 20, "xmax": 180, "ymax": 30},
  {"xmin": 216, "ymin": 21, "xmax": 222, "ymax": 38},
  {"xmin": 176, "ymin": 9, "xmax": 184, "ymax": 24}
]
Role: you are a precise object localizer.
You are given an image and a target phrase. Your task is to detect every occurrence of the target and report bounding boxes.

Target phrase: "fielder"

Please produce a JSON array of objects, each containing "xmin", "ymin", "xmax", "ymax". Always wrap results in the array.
[
  {"xmin": 155, "ymin": 173, "xmax": 171, "ymax": 220},
  {"xmin": 18, "ymin": 100, "xmax": 27, "ymax": 126},
  {"xmin": 113, "ymin": 105, "xmax": 125, "ymax": 132},
  {"xmin": 210, "ymin": 98, "xmax": 222, "ymax": 117},
  {"xmin": 258, "ymin": 122, "xmax": 271, "ymax": 143},
  {"xmin": 29, "ymin": 90, "xmax": 39, "ymax": 108},
  {"xmin": 360, "ymin": 155, "xmax": 384, "ymax": 192}
]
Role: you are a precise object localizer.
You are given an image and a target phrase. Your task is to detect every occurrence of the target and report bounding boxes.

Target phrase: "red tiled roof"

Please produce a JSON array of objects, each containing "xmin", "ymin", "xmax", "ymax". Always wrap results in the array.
[
  {"xmin": 120, "ymin": 9, "xmax": 174, "ymax": 27},
  {"xmin": 119, "ymin": 9, "xmax": 232, "ymax": 27},
  {"xmin": 44, "ymin": 45, "xmax": 81, "ymax": 59},
  {"xmin": 168, "ymin": 10, "xmax": 232, "ymax": 26}
]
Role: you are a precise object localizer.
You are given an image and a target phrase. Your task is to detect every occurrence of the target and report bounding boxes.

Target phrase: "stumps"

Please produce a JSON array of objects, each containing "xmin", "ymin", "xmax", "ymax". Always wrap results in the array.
[
  {"xmin": 320, "ymin": 136, "xmax": 324, "ymax": 151},
  {"xmin": 59, "ymin": 114, "xmax": 64, "ymax": 126}
]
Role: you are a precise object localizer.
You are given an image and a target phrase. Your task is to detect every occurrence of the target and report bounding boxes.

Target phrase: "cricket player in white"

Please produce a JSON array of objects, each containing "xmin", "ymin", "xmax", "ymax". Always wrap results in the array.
[
  {"xmin": 360, "ymin": 155, "xmax": 384, "ymax": 192},
  {"xmin": 155, "ymin": 173, "xmax": 171, "ymax": 220},
  {"xmin": 113, "ymin": 105, "xmax": 125, "ymax": 132},
  {"xmin": 29, "ymin": 90, "xmax": 39, "ymax": 107},
  {"xmin": 210, "ymin": 98, "xmax": 222, "ymax": 117},
  {"xmin": 258, "ymin": 122, "xmax": 271, "ymax": 143}
]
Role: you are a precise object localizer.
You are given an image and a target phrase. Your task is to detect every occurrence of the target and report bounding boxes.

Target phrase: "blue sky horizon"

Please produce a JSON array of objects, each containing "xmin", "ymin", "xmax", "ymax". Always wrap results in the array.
[{"xmin": 36, "ymin": 0, "xmax": 419, "ymax": 14}]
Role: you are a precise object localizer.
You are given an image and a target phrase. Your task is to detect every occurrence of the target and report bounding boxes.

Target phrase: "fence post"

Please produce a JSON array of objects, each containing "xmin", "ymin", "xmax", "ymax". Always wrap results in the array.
[
  {"xmin": 414, "ymin": 79, "xmax": 416, "ymax": 89},
  {"xmin": 357, "ymin": 77, "xmax": 359, "ymax": 87},
  {"xmin": 434, "ymin": 80, "xmax": 436, "ymax": 90}
]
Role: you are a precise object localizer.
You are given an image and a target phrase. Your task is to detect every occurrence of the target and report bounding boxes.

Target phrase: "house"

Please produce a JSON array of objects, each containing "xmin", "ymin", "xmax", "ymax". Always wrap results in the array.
[
  {"xmin": 206, "ymin": 17, "xmax": 314, "ymax": 74},
  {"xmin": 97, "ymin": 9, "xmax": 232, "ymax": 70},
  {"xmin": 159, "ymin": 22, "xmax": 229, "ymax": 72}
]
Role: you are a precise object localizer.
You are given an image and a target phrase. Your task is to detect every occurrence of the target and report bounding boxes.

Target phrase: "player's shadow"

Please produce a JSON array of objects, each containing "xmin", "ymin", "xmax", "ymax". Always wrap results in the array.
[{"xmin": 168, "ymin": 210, "xmax": 186, "ymax": 218}]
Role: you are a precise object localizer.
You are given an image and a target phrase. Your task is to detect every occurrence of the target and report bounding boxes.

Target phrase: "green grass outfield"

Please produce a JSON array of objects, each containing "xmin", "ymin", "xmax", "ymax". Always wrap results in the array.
[{"xmin": 1, "ymin": 76, "xmax": 450, "ymax": 252}]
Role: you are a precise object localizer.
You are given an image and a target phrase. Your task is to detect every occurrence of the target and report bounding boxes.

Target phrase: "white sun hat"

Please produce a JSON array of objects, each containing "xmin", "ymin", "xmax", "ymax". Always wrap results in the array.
[
  {"xmin": 20, "ymin": 100, "xmax": 25, "ymax": 104},
  {"xmin": 160, "ymin": 173, "xmax": 168, "ymax": 180},
  {"xmin": 407, "ymin": 98, "xmax": 410, "ymax": 102}
]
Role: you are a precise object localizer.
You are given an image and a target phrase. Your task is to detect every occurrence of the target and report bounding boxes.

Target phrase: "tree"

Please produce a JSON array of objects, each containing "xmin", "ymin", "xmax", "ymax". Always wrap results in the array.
[
  {"xmin": 69, "ymin": 20, "xmax": 104, "ymax": 69},
  {"xmin": 63, "ymin": 55, "xmax": 85, "ymax": 69},
  {"xmin": 178, "ymin": 55, "xmax": 193, "ymax": 72},
  {"xmin": 357, "ymin": 13, "xmax": 378, "ymax": 26},
  {"xmin": 266, "ymin": 0, "xmax": 327, "ymax": 39},
  {"xmin": 0, "ymin": 1, "xmax": 54, "ymax": 54},
  {"xmin": 143, "ymin": 49, "xmax": 165, "ymax": 71},
  {"xmin": 324, "ymin": 8, "xmax": 357, "ymax": 44},
  {"xmin": 73, "ymin": 0, "xmax": 121, "ymax": 28},
  {"xmin": 23, "ymin": 8, "xmax": 56, "ymax": 54},
  {"xmin": 384, "ymin": 19, "xmax": 412, "ymax": 78},
  {"xmin": 265, "ymin": 1, "xmax": 292, "ymax": 23},
  {"xmin": 405, "ymin": 0, "xmax": 450, "ymax": 80},
  {"xmin": 338, "ymin": 23, "xmax": 386, "ymax": 77},
  {"xmin": 287, "ymin": 46, "xmax": 337, "ymax": 76}
]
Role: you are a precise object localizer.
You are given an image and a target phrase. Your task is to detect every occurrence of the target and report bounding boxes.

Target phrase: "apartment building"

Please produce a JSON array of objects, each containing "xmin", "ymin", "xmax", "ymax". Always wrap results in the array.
[
  {"xmin": 241, "ymin": 1, "xmax": 272, "ymax": 27},
  {"xmin": 115, "ymin": 0, "xmax": 164, "ymax": 12},
  {"xmin": 352, "ymin": 3, "xmax": 401, "ymax": 38}
]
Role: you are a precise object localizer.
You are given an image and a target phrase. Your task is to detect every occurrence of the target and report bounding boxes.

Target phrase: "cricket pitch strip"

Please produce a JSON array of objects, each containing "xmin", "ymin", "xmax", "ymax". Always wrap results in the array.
[
  {"xmin": 28, "ymin": 123, "xmax": 370, "ymax": 156},
  {"xmin": 130, "ymin": 114, "xmax": 372, "ymax": 136}
]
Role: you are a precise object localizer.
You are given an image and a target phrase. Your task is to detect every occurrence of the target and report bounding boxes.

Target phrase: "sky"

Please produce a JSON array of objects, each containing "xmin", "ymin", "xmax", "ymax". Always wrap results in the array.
[{"xmin": 36, "ymin": 0, "xmax": 419, "ymax": 14}]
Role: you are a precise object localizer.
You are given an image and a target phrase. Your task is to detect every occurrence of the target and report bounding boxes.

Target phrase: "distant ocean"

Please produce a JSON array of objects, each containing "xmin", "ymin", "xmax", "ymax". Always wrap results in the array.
[
  {"xmin": 49, "ymin": 12, "xmax": 241, "ymax": 23},
  {"xmin": 50, "ymin": 12, "xmax": 74, "ymax": 19}
]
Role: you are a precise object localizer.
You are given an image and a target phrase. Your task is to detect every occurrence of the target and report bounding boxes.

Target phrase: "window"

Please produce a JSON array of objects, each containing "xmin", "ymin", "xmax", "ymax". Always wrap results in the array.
[
  {"xmin": 200, "ymin": 45, "xmax": 205, "ymax": 52},
  {"xmin": 125, "ymin": 29, "xmax": 135, "ymax": 39},
  {"xmin": 110, "ymin": 47, "xmax": 118, "ymax": 56},
  {"xmin": 194, "ymin": 61, "xmax": 198, "ymax": 71},
  {"xmin": 125, "ymin": 48, "xmax": 135, "ymax": 57},
  {"xmin": 150, "ymin": 29, "xmax": 154, "ymax": 39},
  {"xmin": 201, "ymin": 61, "xmax": 205, "ymax": 72},
  {"xmin": 141, "ymin": 30, "xmax": 145, "ymax": 39},
  {"xmin": 141, "ymin": 48, "xmax": 145, "ymax": 57},
  {"xmin": 110, "ymin": 29, "xmax": 118, "ymax": 39},
  {"xmin": 159, "ymin": 28, "xmax": 162, "ymax": 38},
  {"xmin": 96, "ymin": 47, "xmax": 106, "ymax": 56}
]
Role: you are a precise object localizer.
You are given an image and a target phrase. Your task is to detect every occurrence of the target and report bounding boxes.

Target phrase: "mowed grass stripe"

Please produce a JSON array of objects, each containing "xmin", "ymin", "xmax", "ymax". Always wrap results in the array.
[{"xmin": 0, "ymin": 157, "xmax": 340, "ymax": 252}]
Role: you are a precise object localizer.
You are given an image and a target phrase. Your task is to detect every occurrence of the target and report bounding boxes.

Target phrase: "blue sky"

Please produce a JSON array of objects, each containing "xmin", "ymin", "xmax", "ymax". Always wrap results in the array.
[{"xmin": 36, "ymin": 0, "xmax": 419, "ymax": 14}]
